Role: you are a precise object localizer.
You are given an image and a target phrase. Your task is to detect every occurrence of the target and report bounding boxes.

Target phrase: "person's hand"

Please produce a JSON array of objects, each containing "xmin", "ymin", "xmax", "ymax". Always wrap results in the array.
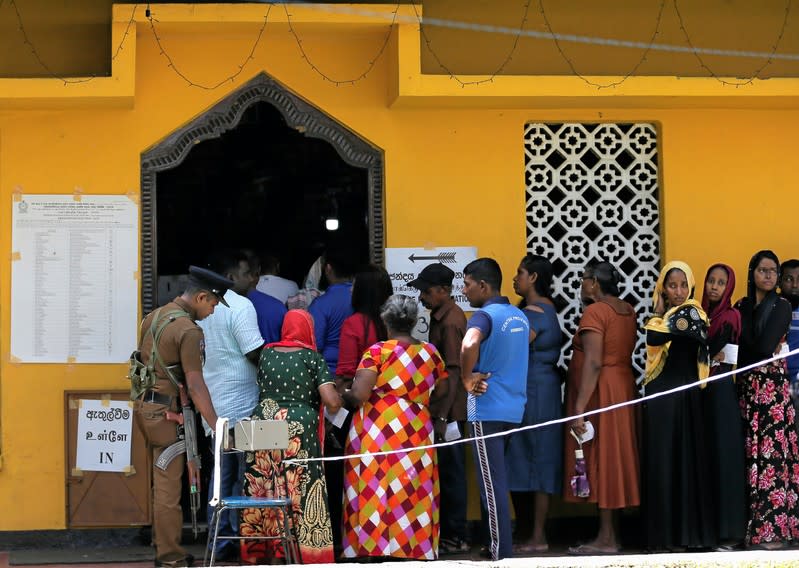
[
  {"xmin": 433, "ymin": 417, "xmax": 447, "ymax": 442},
  {"xmin": 654, "ymin": 294, "xmax": 666, "ymax": 316},
  {"xmin": 187, "ymin": 459, "xmax": 202, "ymax": 493},
  {"xmin": 570, "ymin": 416, "xmax": 587, "ymax": 436},
  {"xmin": 335, "ymin": 377, "xmax": 352, "ymax": 395},
  {"xmin": 465, "ymin": 372, "xmax": 491, "ymax": 396}
]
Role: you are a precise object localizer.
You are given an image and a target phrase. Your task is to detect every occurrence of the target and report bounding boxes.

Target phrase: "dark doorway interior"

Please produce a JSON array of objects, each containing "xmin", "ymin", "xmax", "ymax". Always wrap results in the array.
[{"xmin": 155, "ymin": 101, "xmax": 370, "ymax": 289}]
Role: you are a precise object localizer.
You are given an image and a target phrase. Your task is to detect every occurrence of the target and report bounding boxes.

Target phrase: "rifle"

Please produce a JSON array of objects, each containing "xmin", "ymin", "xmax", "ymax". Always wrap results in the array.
[{"xmin": 165, "ymin": 382, "xmax": 201, "ymax": 539}]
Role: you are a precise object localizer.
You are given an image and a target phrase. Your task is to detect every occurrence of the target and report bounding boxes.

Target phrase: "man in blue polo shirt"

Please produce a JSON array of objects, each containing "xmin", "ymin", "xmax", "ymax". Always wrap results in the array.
[
  {"xmin": 460, "ymin": 257, "xmax": 530, "ymax": 561},
  {"xmin": 308, "ymin": 248, "xmax": 355, "ymax": 374}
]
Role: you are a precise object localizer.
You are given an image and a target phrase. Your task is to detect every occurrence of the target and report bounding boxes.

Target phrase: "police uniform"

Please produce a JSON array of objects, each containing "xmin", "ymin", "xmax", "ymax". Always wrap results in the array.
[{"xmin": 133, "ymin": 267, "xmax": 232, "ymax": 567}]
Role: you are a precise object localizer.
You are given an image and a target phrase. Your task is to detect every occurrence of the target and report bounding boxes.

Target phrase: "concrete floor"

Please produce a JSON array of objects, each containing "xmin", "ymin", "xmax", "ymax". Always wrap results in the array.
[{"xmin": 4, "ymin": 546, "xmax": 799, "ymax": 568}]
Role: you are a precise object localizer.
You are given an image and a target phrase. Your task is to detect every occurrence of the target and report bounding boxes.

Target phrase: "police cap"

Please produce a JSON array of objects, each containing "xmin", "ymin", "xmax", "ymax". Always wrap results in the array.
[{"xmin": 188, "ymin": 265, "xmax": 234, "ymax": 307}]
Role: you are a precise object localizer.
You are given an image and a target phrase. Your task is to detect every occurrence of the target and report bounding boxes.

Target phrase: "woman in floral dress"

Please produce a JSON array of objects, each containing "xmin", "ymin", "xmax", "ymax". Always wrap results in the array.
[
  {"xmin": 342, "ymin": 295, "xmax": 448, "ymax": 560},
  {"xmin": 736, "ymin": 250, "xmax": 799, "ymax": 548},
  {"xmin": 240, "ymin": 310, "xmax": 343, "ymax": 564}
]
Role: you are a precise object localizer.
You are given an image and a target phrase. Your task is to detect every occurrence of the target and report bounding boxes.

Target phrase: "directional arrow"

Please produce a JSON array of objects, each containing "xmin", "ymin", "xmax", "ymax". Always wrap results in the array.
[{"xmin": 408, "ymin": 252, "xmax": 457, "ymax": 264}]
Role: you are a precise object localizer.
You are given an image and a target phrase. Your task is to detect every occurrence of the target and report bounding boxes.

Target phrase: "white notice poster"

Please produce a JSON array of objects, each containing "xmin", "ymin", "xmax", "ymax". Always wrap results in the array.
[
  {"xmin": 386, "ymin": 247, "xmax": 478, "ymax": 339},
  {"xmin": 75, "ymin": 399, "xmax": 134, "ymax": 473},
  {"xmin": 11, "ymin": 195, "xmax": 138, "ymax": 363},
  {"xmin": 385, "ymin": 247, "xmax": 478, "ymax": 312}
]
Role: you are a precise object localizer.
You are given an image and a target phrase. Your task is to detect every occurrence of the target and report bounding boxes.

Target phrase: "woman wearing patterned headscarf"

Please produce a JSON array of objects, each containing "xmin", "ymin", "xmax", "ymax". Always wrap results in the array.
[
  {"xmin": 701, "ymin": 264, "xmax": 746, "ymax": 549},
  {"xmin": 735, "ymin": 250, "xmax": 799, "ymax": 549},
  {"xmin": 642, "ymin": 261, "xmax": 715, "ymax": 551}
]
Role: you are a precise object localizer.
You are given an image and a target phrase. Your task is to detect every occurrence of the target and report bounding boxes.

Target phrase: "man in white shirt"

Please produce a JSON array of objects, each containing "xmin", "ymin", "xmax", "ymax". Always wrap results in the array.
[
  {"xmin": 255, "ymin": 253, "xmax": 299, "ymax": 304},
  {"xmin": 198, "ymin": 250, "xmax": 264, "ymax": 562}
]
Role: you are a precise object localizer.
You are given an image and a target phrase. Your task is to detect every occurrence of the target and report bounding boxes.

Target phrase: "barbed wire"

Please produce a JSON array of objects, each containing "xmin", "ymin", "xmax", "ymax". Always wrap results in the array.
[
  {"xmin": 410, "ymin": 0, "xmax": 533, "ymax": 87},
  {"xmin": 111, "ymin": 4, "xmax": 139, "ymax": 65},
  {"xmin": 5, "ymin": 0, "xmax": 138, "ymax": 85},
  {"xmin": 282, "ymin": 2, "xmax": 399, "ymax": 86},
  {"xmin": 296, "ymin": 2, "xmax": 799, "ymax": 62},
  {"xmin": 674, "ymin": 0, "xmax": 792, "ymax": 87},
  {"xmin": 539, "ymin": 0, "xmax": 666, "ymax": 89},
  {"xmin": 3, "ymin": 1, "xmax": 799, "ymax": 90},
  {"xmin": 145, "ymin": 3, "xmax": 271, "ymax": 90}
]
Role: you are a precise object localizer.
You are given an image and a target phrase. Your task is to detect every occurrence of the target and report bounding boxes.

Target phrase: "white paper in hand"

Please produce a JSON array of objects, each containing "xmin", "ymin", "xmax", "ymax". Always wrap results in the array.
[
  {"xmin": 324, "ymin": 406, "xmax": 349, "ymax": 429},
  {"xmin": 444, "ymin": 421, "xmax": 462, "ymax": 442},
  {"xmin": 721, "ymin": 343, "xmax": 739, "ymax": 365},
  {"xmin": 574, "ymin": 420, "xmax": 595, "ymax": 444}
]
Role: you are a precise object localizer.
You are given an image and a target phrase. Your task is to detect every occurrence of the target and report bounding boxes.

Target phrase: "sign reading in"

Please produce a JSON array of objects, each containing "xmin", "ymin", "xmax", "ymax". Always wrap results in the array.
[{"xmin": 76, "ymin": 399, "xmax": 133, "ymax": 473}]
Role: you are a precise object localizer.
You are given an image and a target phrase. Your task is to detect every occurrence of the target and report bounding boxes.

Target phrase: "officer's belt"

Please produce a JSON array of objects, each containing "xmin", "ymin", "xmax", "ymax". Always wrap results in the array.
[
  {"xmin": 155, "ymin": 440, "xmax": 186, "ymax": 471},
  {"xmin": 141, "ymin": 390, "xmax": 173, "ymax": 406}
]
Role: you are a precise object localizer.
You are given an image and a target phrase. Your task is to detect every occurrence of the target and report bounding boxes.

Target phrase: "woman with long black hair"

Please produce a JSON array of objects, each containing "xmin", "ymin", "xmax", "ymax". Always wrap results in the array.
[
  {"xmin": 507, "ymin": 253, "xmax": 563, "ymax": 553},
  {"xmin": 735, "ymin": 250, "xmax": 799, "ymax": 549},
  {"xmin": 326, "ymin": 265, "xmax": 393, "ymax": 554}
]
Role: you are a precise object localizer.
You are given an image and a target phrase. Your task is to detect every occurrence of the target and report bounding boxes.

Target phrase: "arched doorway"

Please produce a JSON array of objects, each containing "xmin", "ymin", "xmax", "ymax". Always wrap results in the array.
[{"xmin": 139, "ymin": 72, "xmax": 384, "ymax": 312}]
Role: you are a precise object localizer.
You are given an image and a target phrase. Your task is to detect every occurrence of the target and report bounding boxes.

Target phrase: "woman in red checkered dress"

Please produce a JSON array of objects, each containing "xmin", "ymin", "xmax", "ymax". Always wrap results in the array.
[{"xmin": 342, "ymin": 294, "xmax": 449, "ymax": 560}]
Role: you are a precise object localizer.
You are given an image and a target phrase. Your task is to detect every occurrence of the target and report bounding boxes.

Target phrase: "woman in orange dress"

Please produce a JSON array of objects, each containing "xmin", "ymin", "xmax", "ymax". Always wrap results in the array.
[{"xmin": 564, "ymin": 261, "xmax": 640, "ymax": 555}]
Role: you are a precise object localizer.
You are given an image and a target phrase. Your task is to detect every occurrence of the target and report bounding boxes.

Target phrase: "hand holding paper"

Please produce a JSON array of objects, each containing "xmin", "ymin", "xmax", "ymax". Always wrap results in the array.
[{"xmin": 325, "ymin": 406, "xmax": 350, "ymax": 429}]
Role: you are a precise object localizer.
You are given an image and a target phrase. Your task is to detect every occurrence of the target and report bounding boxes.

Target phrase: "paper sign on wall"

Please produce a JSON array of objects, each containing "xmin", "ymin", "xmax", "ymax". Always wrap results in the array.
[
  {"xmin": 76, "ymin": 400, "xmax": 133, "ymax": 473},
  {"xmin": 385, "ymin": 247, "xmax": 478, "ymax": 340},
  {"xmin": 10, "ymin": 195, "xmax": 138, "ymax": 363},
  {"xmin": 385, "ymin": 247, "xmax": 478, "ymax": 311}
]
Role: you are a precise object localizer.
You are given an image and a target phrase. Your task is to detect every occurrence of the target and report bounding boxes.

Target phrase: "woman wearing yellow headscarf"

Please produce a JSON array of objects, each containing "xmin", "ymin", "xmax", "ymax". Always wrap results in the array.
[{"xmin": 642, "ymin": 261, "xmax": 715, "ymax": 551}]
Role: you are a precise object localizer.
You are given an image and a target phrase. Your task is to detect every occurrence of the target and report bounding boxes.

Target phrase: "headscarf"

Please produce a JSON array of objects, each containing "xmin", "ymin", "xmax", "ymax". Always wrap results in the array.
[
  {"xmin": 701, "ymin": 263, "xmax": 741, "ymax": 343},
  {"xmin": 644, "ymin": 261, "xmax": 709, "ymax": 386},
  {"xmin": 265, "ymin": 309, "xmax": 317, "ymax": 350}
]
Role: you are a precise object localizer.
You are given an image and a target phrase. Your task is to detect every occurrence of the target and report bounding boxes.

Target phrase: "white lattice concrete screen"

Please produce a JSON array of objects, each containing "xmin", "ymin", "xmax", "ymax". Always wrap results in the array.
[{"xmin": 524, "ymin": 122, "xmax": 661, "ymax": 377}]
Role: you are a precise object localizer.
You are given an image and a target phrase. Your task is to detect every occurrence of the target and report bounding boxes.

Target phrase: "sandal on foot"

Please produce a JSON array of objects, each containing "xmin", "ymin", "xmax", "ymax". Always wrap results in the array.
[
  {"xmin": 513, "ymin": 543, "xmax": 549, "ymax": 554},
  {"xmin": 749, "ymin": 541, "xmax": 788, "ymax": 550},
  {"xmin": 568, "ymin": 543, "xmax": 620, "ymax": 556}
]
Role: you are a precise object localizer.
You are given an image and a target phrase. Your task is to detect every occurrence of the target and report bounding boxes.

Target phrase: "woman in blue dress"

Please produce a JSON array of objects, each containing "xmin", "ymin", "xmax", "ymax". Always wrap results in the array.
[{"xmin": 507, "ymin": 253, "xmax": 564, "ymax": 553}]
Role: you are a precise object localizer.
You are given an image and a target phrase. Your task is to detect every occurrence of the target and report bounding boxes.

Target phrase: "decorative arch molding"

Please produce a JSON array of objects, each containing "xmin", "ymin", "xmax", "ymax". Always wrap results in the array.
[{"xmin": 140, "ymin": 72, "xmax": 385, "ymax": 312}]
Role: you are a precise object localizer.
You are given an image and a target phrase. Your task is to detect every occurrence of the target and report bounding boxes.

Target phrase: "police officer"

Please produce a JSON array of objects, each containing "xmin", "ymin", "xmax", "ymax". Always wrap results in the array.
[{"xmin": 134, "ymin": 266, "xmax": 230, "ymax": 568}]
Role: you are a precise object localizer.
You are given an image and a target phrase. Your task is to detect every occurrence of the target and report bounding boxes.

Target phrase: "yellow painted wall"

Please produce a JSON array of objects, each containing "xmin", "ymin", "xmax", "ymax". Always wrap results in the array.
[{"xmin": 0, "ymin": 4, "xmax": 798, "ymax": 530}]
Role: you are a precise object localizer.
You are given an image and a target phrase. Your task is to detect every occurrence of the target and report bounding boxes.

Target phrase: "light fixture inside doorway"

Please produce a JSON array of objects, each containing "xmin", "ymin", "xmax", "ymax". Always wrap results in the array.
[{"xmin": 325, "ymin": 192, "xmax": 339, "ymax": 231}]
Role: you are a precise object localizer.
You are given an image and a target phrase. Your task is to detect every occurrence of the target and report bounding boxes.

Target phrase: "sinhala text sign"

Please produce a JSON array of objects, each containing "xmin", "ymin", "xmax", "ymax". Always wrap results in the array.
[
  {"xmin": 75, "ymin": 399, "xmax": 134, "ymax": 473},
  {"xmin": 386, "ymin": 247, "xmax": 477, "ymax": 310},
  {"xmin": 386, "ymin": 247, "xmax": 477, "ymax": 339}
]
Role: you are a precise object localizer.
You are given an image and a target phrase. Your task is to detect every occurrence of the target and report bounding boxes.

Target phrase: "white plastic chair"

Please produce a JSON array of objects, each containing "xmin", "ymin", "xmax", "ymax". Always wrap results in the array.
[{"xmin": 205, "ymin": 417, "xmax": 300, "ymax": 566}]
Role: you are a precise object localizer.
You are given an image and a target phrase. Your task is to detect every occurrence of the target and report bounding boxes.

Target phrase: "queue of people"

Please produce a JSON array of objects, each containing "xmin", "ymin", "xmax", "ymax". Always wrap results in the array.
[{"xmin": 132, "ymin": 247, "xmax": 799, "ymax": 566}]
